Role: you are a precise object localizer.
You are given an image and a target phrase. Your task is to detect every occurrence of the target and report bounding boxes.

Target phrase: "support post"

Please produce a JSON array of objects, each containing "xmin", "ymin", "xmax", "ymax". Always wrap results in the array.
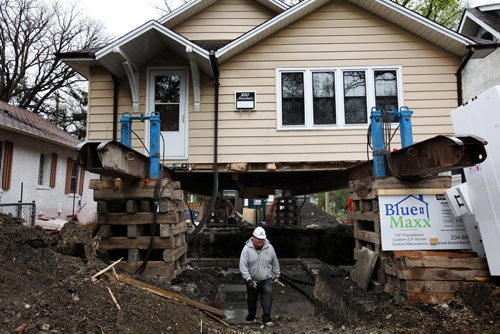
[
  {"xmin": 370, "ymin": 108, "xmax": 386, "ymax": 177},
  {"xmin": 149, "ymin": 112, "xmax": 161, "ymax": 178},
  {"xmin": 121, "ymin": 113, "xmax": 132, "ymax": 148},
  {"xmin": 399, "ymin": 107, "xmax": 414, "ymax": 148}
]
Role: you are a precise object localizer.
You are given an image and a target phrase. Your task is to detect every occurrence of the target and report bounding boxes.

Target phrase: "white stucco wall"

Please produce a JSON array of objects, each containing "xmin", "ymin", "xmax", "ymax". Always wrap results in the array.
[
  {"xmin": 462, "ymin": 48, "xmax": 500, "ymax": 102},
  {"xmin": 0, "ymin": 130, "xmax": 97, "ymax": 224}
]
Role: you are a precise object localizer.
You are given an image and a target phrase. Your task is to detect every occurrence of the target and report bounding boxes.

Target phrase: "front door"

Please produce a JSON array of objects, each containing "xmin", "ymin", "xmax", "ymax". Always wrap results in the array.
[{"xmin": 148, "ymin": 69, "xmax": 188, "ymax": 159}]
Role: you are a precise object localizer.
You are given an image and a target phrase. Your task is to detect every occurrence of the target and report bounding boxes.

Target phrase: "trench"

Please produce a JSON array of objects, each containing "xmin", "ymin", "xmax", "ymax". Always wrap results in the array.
[{"xmin": 187, "ymin": 225, "xmax": 355, "ymax": 325}]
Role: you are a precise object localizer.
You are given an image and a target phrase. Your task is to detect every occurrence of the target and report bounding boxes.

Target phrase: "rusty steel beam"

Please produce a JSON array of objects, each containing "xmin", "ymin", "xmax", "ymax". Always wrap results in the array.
[
  {"xmin": 349, "ymin": 135, "xmax": 487, "ymax": 181},
  {"xmin": 77, "ymin": 141, "xmax": 152, "ymax": 179}
]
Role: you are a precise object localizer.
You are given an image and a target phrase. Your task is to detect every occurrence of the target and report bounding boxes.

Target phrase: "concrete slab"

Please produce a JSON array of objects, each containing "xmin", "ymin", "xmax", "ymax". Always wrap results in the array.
[{"xmin": 350, "ymin": 247, "xmax": 377, "ymax": 290}]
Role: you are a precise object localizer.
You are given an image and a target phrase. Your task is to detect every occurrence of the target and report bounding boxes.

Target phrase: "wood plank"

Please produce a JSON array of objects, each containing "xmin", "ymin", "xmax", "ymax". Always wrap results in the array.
[
  {"xmin": 160, "ymin": 223, "xmax": 188, "ymax": 238},
  {"xmin": 94, "ymin": 187, "xmax": 183, "ymax": 201},
  {"xmin": 402, "ymin": 257, "xmax": 489, "ymax": 270},
  {"xmin": 396, "ymin": 268, "xmax": 490, "ymax": 281},
  {"xmin": 402, "ymin": 280, "xmax": 465, "ymax": 293},
  {"xmin": 376, "ymin": 188, "xmax": 448, "ymax": 196},
  {"xmin": 393, "ymin": 250, "xmax": 477, "ymax": 260},
  {"xmin": 116, "ymin": 261, "xmax": 175, "ymax": 277},
  {"xmin": 98, "ymin": 212, "xmax": 180, "ymax": 225},
  {"xmin": 98, "ymin": 237, "xmax": 176, "ymax": 250},
  {"xmin": 110, "ymin": 273, "xmax": 225, "ymax": 318},
  {"xmin": 354, "ymin": 229, "xmax": 380, "ymax": 245},
  {"xmin": 406, "ymin": 291, "xmax": 455, "ymax": 304},
  {"xmin": 163, "ymin": 244, "xmax": 188, "ymax": 263}
]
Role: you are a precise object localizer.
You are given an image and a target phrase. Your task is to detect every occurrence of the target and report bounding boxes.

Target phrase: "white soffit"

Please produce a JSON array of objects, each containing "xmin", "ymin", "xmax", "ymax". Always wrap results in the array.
[
  {"xmin": 459, "ymin": 10, "xmax": 500, "ymax": 41},
  {"xmin": 348, "ymin": 0, "xmax": 475, "ymax": 57},
  {"xmin": 94, "ymin": 21, "xmax": 210, "ymax": 78},
  {"xmin": 159, "ymin": 0, "xmax": 288, "ymax": 29},
  {"xmin": 217, "ymin": 0, "xmax": 330, "ymax": 63}
]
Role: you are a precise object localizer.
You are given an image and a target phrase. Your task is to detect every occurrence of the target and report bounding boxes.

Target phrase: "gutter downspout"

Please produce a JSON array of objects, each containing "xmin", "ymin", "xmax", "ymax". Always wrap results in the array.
[
  {"xmin": 456, "ymin": 47, "xmax": 474, "ymax": 106},
  {"xmin": 186, "ymin": 51, "xmax": 220, "ymax": 244},
  {"xmin": 112, "ymin": 75, "xmax": 120, "ymax": 142}
]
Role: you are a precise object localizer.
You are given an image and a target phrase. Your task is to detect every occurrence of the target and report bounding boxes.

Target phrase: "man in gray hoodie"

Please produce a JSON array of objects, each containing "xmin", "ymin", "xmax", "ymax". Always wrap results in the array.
[{"xmin": 239, "ymin": 226, "xmax": 280, "ymax": 326}]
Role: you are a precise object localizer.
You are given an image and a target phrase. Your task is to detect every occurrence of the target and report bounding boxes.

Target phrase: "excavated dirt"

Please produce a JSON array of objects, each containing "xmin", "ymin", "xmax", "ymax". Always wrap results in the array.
[{"xmin": 1, "ymin": 212, "xmax": 499, "ymax": 333}]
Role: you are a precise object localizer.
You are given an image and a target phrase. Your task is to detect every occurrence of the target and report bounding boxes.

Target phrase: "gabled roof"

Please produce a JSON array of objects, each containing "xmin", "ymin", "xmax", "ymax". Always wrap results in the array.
[
  {"xmin": 158, "ymin": 0, "xmax": 289, "ymax": 28},
  {"xmin": 61, "ymin": 0, "xmax": 483, "ymax": 80},
  {"xmin": 0, "ymin": 101, "xmax": 79, "ymax": 149},
  {"xmin": 459, "ymin": 4, "xmax": 500, "ymax": 41},
  {"xmin": 217, "ymin": 0, "xmax": 477, "ymax": 62}
]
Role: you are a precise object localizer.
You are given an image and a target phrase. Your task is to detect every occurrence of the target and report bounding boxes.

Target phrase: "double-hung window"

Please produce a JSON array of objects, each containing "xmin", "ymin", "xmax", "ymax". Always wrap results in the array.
[{"xmin": 277, "ymin": 66, "xmax": 402, "ymax": 129}]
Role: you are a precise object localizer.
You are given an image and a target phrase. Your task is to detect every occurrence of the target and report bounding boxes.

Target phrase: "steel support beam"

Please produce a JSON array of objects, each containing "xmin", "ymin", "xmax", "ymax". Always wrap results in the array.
[{"xmin": 349, "ymin": 135, "xmax": 487, "ymax": 181}]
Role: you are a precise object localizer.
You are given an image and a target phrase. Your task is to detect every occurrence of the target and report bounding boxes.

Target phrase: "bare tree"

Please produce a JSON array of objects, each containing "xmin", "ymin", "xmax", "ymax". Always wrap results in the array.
[
  {"xmin": 156, "ymin": 0, "xmax": 192, "ymax": 14},
  {"xmin": 0, "ymin": 0, "xmax": 109, "ymax": 113}
]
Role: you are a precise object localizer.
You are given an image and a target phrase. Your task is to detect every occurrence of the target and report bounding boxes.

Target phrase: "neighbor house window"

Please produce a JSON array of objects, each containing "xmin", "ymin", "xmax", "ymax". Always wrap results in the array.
[
  {"xmin": 65, "ymin": 157, "xmax": 79, "ymax": 194},
  {"xmin": 37, "ymin": 153, "xmax": 51, "ymax": 186},
  {"xmin": 277, "ymin": 67, "xmax": 402, "ymax": 129}
]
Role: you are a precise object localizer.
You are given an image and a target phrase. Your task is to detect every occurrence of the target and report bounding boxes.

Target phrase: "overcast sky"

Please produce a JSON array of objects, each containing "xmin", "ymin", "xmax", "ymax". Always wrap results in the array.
[{"xmin": 75, "ymin": 0, "xmax": 496, "ymax": 37}]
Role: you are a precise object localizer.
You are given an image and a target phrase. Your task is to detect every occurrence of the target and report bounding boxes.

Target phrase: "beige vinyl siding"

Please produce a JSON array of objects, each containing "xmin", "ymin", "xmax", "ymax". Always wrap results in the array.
[
  {"xmin": 172, "ymin": 0, "xmax": 275, "ymax": 41},
  {"xmin": 87, "ymin": 0, "xmax": 461, "ymax": 165},
  {"xmin": 189, "ymin": 0, "xmax": 459, "ymax": 164}
]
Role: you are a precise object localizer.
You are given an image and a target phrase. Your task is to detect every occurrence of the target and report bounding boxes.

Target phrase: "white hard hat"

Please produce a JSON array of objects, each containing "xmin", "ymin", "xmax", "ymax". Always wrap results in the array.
[{"xmin": 253, "ymin": 226, "xmax": 266, "ymax": 240}]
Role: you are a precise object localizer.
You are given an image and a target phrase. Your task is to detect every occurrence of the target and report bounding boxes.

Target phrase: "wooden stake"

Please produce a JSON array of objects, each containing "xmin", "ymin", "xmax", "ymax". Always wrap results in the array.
[
  {"xmin": 92, "ymin": 257, "xmax": 124, "ymax": 280},
  {"xmin": 106, "ymin": 287, "xmax": 121, "ymax": 310}
]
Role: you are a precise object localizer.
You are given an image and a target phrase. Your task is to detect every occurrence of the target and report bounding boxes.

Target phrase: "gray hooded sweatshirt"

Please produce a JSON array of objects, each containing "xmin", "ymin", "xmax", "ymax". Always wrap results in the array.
[{"xmin": 239, "ymin": 238, "xmax": 280, "ymax": 282}]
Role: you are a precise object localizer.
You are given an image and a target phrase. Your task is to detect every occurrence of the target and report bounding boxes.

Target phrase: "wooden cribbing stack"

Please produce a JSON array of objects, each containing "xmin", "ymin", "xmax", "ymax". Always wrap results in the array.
[
  {"xmin": 91, "ymin": 178, "xmax": 187, "ymax": 281},
  {"xmin": 274, "ymin": 196, "xmax": 299, "ymax": 225},
  {"xmin": 350, "ymin": 176, "xmax": 490, "ymax": 304}
]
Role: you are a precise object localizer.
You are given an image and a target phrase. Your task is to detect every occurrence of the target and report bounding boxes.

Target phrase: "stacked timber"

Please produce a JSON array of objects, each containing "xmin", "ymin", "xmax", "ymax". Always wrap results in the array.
[
  {"xmin": 274, "ymin": 196, "xmax": 299, "ymax": 225},
  {"xmin": 349, "ymin": 176, "xmax": 490, "ymax": 304},
  {"xmin": 91, "ymin": 178, "xmax": 187, "ymax": 281},
  {"xmin": 382, "ymin": 251, "xmax": 489, "ymax": 304}
]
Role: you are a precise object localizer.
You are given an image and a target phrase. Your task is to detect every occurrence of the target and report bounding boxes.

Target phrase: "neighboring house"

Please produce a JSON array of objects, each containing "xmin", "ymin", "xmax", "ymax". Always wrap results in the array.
[
  {"xmin": 0, "ymin": 101, "xmax": 97, "ymax": 224},
  {"xmin": 59, "ymin": 0, "xmax": 492, "ymax": 197},
  {"xmin": 458, "ymin": 3, "xmax": 500, "ymax": 101}
]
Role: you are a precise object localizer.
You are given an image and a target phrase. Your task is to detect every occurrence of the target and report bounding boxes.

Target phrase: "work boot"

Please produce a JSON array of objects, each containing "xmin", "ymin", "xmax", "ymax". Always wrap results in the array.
[{"xmin": 246, "ymin": 314, "xmax": 255, "ymax": 322}]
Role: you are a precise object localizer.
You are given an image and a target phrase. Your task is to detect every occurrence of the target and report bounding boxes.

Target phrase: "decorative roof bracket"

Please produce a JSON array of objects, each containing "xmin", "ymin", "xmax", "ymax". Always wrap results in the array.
[
  {"xmin": 186, "ymin": 46, "xmax": 201, "ymax": 112},
  {"xmin": 113, "ymin": 47, "xmax": 140, "ymax": 113}
]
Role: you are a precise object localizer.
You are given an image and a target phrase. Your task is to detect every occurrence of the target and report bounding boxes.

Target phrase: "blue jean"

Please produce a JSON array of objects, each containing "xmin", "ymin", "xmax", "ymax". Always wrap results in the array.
[{"xmin": 246, "ymin": 278, "xmax": 273, "ymax": 323}]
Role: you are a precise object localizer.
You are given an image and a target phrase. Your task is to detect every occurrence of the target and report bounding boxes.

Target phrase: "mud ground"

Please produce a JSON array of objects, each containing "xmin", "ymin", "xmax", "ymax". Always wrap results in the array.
[{"xmin": 1, "ymin": 213, "xmax": 499, "ymax": 333}]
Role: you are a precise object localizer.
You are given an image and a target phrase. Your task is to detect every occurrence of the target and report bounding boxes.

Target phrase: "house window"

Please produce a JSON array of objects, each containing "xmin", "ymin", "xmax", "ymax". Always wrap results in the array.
[
  {"xmin": 277, "ymin": 66, "xmax": 402, "ymax": 129},
  {"xmin": 37, "ymin": 154, "xmax": 51, "ymax": 186},
  {"xmin": 313, "ymin": 72, "xmax": 335, "ymax": 125},
  {"xmin": 343, "ymin": 71, "xmax": 367, "ymax": 124},
  {"xmin": 154, "ymin": 75, "xmax": 180, "ymax": 132},
  {"xmin": 281, "ymin": 72, "xmax": 305, "ymax": 125},
  {"xmin": 65, "ymin": 157, "xmax": 79, "ymax": 194}
]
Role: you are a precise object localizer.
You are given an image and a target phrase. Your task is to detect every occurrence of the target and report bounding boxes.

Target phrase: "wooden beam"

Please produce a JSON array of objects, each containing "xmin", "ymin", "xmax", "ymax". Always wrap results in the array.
[{"xmin": 108, "ymin": 273, "xmax": 225, "ymax": 318}]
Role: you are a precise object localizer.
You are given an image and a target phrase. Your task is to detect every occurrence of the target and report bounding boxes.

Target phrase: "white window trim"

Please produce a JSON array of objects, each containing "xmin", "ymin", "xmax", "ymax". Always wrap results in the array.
[{"xmin": 276, "ymin": 66, "xmax": 404, "ymax": 131}]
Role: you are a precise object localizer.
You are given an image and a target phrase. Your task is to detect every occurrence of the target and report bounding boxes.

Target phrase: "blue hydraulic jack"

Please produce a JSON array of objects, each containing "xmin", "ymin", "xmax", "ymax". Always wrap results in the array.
[
  {"xmin": 370, "ymin": 107, "xmax": 413, "ymax": 177},
  {"xmin": 120, "ymin": 112, "xmax": 161, "ymax": 178}
]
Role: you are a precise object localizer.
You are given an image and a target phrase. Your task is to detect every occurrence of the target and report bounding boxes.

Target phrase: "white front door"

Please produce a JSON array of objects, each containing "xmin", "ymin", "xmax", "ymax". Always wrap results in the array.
[{"xmin": 148, "ymin": 69, "xmax": 188, "ymax": 159}]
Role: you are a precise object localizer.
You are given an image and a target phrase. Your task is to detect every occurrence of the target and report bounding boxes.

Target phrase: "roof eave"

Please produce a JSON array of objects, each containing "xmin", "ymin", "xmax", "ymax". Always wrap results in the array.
[{"xmin": 0, "ymin": 124, "xmax": 79, "ymax": 150}]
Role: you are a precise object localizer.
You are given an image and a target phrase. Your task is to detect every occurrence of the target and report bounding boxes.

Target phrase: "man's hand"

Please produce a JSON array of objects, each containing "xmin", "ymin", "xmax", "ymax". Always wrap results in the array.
[
  {"xmin": 273, "ymin": 276, "xmax": 279, "ymax": 284},
  {"xmin": 247, "ymin": 279, "xmax": 257, "ymax": 289}
]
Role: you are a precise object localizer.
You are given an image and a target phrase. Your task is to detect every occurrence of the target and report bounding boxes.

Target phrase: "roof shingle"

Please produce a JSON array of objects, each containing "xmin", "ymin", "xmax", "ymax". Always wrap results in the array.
[{"xmin": 0, "ymin": 100, "xmax": 80, "ymax": 148}]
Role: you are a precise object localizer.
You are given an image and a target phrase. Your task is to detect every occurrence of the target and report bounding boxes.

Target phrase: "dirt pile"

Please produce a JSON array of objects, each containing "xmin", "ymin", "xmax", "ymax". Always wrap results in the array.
[
  {"xmin": 0, "ymin": 213, "xmax": 225, "ymax": 333},
  {"xmin": 314, "ymin": 266, "xmax": 500, "ymax": 333},
  {"xmin": 299, "ymin": 203, "xmax": 340, "ymax": 226}
]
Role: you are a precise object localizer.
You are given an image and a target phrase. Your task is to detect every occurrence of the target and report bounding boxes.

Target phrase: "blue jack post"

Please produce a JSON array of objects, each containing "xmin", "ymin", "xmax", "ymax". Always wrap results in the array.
[
  {"xmin": 370, "ymin": 107, "xmax": 414, "ymax": 177},
  {"xmin": 120, "ymin": 112, "xmax": 162, "ymax": 179}
]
